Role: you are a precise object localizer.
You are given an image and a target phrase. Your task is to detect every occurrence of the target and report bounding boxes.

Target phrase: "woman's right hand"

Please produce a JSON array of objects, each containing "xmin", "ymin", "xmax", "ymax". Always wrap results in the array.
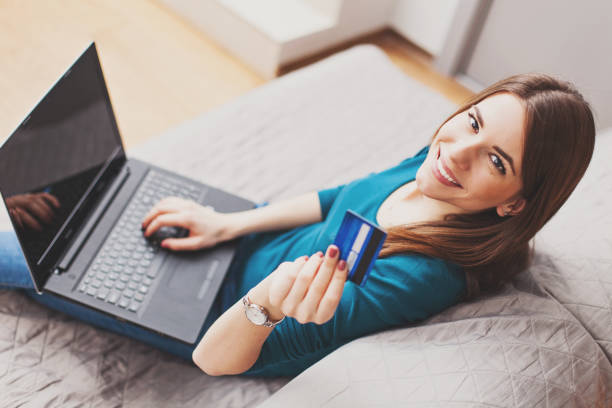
[{"xmin": 141, "ymin": 197, "xmax": 239, "ymax": 251}]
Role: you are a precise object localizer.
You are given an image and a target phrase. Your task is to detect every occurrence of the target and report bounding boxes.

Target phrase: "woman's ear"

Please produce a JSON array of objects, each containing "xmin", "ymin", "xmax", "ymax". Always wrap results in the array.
[{"xmin": 496, "ymin": 196, "xmax": 526, "ymax": 217}]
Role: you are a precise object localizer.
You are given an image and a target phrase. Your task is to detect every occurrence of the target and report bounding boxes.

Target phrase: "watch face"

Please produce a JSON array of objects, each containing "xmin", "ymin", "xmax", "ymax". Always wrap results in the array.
[{"xmin": 246, "ymin": 305, "xmax": 267, "ymax": 325}]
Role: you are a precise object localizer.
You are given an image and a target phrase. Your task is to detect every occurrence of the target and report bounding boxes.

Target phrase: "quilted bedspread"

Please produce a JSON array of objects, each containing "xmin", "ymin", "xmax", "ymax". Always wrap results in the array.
[{"xmin": 1, "ymin": 45, "xmax": 611, "ymax": 407}]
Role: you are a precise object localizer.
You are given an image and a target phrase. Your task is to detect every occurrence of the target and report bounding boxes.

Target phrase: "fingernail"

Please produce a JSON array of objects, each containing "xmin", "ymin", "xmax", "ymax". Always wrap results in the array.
[
  {"xmin": 328, "ymin": 246, "xmax": 338, "ymax": 258},
  {"xmin": 338, "ymin": 260, "xmax": 347, "ymax": 270},
  {"xmin": 317, "ymin": 251, "xmax": 324, "ymax": 258}
]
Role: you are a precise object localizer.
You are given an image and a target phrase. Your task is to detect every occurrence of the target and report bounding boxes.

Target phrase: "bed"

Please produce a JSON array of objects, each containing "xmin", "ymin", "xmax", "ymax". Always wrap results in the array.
[{"xmin": 1, "ymin": 45, "xmax": 610, "ymax": 407}]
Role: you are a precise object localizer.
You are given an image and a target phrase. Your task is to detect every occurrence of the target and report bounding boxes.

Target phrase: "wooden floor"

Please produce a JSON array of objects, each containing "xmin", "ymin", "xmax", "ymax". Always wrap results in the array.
[{"xmin": 0, "ymin": 0, "xmax": 473, "ymax": 150}]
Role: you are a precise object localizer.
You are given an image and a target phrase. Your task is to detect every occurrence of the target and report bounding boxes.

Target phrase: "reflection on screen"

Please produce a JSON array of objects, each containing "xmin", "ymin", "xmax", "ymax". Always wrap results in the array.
[{"xmin": 0, "ymin": 44, "xmax": 122, "ymax": 265}]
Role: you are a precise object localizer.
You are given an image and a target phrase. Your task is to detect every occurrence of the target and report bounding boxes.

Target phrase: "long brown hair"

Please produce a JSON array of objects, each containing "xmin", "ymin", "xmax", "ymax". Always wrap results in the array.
[{"xmin": 379, "ymin": 73, "xmax": 596, "ymax": 299}]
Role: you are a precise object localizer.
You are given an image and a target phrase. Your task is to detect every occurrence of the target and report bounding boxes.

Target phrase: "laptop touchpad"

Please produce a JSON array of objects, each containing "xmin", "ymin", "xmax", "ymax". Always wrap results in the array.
[{"xmin": 165, "ymin": 254, "xmax": 220, "ymax": 298}]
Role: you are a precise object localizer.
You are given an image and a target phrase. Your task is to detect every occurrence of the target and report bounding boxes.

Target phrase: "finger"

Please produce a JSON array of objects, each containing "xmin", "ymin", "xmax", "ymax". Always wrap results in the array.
[
  {"xmin": 40, "ymin": 193, "xmax": 61, "ymax": 208},
  {"xmin": 16, "ymin": 208, "xmax": 43, "ymax": 231},
  {"xmin": 301, "ymin": 245, "xmax": 340, "ymax": 312},
  {"xmin": 268, "ymin": 258, "xmax": 307, "ymax": 307},
  {"xmin": 141, "ymin": 198, "xmax": 184, "ymax": 229},
  {"xmin": 315, "ymin": 259, "xmax": 348, "ymax": 323},
  {"xmin": 27, "ymin": 198, "xmax": 54, "ymax": 223},
  {"xmin": 143, "ymin": 213, "xmax": 189, "ymax": 237},
  {"xmin": 160, "ymin": 236, "xmax": 205, "ymax": 251},
  {"xmin": 281, "ymin": 252, "xmax": 324, "ymax": 313}
]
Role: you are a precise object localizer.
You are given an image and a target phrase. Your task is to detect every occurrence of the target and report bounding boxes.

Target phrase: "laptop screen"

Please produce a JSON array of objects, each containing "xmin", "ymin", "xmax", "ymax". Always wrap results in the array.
[{"xmin": 0, "ymin": 43, "xmax": 125, "ymax": 286}]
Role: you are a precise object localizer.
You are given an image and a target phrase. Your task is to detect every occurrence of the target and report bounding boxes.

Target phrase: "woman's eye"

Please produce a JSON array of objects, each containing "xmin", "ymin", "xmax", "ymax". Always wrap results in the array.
[
  {"xmin": 468, "ymin": 112, "xmax": 479, "ymax": 133},
  {"xmin": 489, "ymin": 154, "xmax": 506, "ymax": 175}
]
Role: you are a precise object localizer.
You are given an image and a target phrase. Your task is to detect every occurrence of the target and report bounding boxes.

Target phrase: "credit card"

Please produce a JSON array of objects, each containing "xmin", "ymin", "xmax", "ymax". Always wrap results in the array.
[{"xmin": 333, "ymin": 210, "xmax": 387, "ymax": 287}]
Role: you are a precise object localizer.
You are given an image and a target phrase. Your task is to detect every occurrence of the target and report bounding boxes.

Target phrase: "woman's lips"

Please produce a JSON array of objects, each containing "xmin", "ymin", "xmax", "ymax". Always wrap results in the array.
[{"xmin": 432, "ymin": 146, "xmax": 462, "ymax": 188}]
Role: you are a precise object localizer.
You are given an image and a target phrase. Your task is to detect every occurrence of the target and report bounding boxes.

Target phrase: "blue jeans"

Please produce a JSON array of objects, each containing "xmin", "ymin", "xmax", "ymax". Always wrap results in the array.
[{"xmin": 0, "ymin": 202, "xmax": 266, "ymax": 363}]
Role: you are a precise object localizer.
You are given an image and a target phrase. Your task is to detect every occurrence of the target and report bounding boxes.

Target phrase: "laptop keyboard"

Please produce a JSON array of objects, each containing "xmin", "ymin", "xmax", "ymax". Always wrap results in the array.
[{"xmin": 77, "ymin": 170, "xmax": 203, "ymax": 313}]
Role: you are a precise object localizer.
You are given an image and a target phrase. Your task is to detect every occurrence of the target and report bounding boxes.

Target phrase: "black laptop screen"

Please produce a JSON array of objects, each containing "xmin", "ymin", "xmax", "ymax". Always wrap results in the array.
[{"xmin": 0, "ymin": 44, "xmax": 125, "ymax": 275}]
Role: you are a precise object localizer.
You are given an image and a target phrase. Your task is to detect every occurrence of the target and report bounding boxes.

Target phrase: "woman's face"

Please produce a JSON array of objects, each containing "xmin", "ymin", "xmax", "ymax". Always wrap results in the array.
[{"xmin": 415, "ymin": 92, "xmax": 527, "ymax": 215}]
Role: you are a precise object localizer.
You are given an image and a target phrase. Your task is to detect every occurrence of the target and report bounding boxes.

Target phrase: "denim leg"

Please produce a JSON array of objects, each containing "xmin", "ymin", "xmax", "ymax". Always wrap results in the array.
[{"xmin": 0, "ymin": 231, "xmax": 34, "ymax": 289}]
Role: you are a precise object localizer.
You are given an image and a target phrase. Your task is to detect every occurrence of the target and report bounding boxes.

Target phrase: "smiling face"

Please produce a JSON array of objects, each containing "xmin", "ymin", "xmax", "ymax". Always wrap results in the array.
[{"xmin": 415, "ymin": 92, "xmax": 527, "ymax": 216}]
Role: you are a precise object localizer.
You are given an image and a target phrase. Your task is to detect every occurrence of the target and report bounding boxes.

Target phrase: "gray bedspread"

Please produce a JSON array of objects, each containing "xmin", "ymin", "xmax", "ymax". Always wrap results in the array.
[{"xmin": 1, "ymin": 45, "xmax": 610, "ymax": 407}]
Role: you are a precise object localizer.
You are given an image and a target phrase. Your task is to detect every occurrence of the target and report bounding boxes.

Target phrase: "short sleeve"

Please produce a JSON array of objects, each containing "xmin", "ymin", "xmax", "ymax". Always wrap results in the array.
[
  {"xmin": 239, "ymin": 254, "xmax": 465, "ymax": 378},
  {"xmin": 317, "ymin": 184, "xmax": 346, "ymax": 220}
]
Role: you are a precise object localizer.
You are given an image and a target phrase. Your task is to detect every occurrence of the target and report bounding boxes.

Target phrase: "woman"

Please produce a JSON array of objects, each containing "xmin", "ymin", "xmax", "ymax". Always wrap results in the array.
[{"xmin": 0, "ymin": 73, "xmax": 596, "ymax": 378}]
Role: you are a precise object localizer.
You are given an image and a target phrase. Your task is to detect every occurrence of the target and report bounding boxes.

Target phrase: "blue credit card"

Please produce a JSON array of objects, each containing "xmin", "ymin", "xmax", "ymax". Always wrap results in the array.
[{"xmin": 333, "ymin": 210, "xmax": 387, "ymax": 287}]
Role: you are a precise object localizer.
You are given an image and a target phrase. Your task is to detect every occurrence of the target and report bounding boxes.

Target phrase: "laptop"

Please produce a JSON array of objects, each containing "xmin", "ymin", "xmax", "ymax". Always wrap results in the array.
[{"xmin": 0, "ymin": 42, "xmax": 255, "ymax": 344}]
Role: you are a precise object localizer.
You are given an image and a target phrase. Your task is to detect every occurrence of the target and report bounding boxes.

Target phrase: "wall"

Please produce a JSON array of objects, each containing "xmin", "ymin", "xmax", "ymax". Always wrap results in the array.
[
  {"xmin": 279, "ymin": 0, "xmax": 396, "ymax": 65},
  {"xmin": 389, "ymin": 0, "xmax": 460, "ymax": 56},
  {"xmin": 464, "ymin": 0, "xmax": 612, "ymax": 129}
]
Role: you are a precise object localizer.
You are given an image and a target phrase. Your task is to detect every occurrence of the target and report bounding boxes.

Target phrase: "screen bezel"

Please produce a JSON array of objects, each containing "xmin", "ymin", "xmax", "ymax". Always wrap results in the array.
[{"xmin": 0, "ymin": 42, "xmax": 127, "ymax": 293}]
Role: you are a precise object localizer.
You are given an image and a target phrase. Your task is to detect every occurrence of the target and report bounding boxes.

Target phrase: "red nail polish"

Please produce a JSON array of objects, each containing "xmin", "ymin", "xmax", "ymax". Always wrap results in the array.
[
  {"xmin": 328, "ymin": 246, "xmax": 338, "ymax": 257},
  {"xmin": 317, "ymin": 251, "xmax": 324, "ymax": 257},
  {"xmin": 338, "ymin": 260, "xmax": 347, "ymax": 270}
]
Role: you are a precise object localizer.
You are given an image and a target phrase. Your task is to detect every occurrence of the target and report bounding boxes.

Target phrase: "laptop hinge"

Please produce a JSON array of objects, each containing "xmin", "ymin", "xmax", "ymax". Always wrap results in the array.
[{"xmin": 55, "ymin": 165, "xmax": 130, "ymax": 273}]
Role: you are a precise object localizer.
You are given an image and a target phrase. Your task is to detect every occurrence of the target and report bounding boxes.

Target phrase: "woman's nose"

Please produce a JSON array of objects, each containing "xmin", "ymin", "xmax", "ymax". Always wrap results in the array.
[{"xmin": 446, "ymin": 139, "xmax": 479, "ymax": 171}]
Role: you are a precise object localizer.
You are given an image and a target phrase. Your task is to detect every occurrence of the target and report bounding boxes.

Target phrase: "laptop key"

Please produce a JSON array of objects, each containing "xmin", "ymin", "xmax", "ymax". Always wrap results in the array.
[
  {"xmin": 118, "ymin": 298, "xmax": 130, "ymax": 308},
  {"xmin": 128, "ymin": 301, "xmax": 140, "ymax": 313},
  {"xmin": 134, "ymin": 293, "xmax": 145, "ymax": 302},
  {"xmin": 97, "ymin": 288, "xmax": 109, "ymax": 300},
  {"xmin": 86, "ymin": 287, "xmax": 97, "ymax": 296},
  {"xmin": 107, "ymin": 291, "xmax": 120, "ymax": 304}
]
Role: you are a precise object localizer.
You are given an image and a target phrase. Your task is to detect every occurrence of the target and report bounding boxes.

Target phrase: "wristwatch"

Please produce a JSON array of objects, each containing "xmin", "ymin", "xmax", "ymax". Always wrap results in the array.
[{"xmin": 242, "ymin": 293, "xmax": 285, "ymax": 328}]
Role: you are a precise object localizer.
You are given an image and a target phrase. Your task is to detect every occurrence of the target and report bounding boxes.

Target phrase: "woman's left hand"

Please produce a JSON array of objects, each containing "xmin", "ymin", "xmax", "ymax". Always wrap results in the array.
[{"xmin": 257, "ymin": 245, "xmax": 348, "ymax": 325}]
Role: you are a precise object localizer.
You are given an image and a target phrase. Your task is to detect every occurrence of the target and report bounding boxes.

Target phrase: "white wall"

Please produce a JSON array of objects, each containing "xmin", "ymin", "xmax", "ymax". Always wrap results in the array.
[
  {"xmin": 463, "ymin": 0, "xmax": 612, "ymax": 129},
  {"xmin": 159, "ymin": 0, "xmax": 460, "ymax": 77},
  {"xmin": 279, "ymin": 0, "xmax": 396, "ymax": 65},
  {"xmin": 390, "ymin": 0, "xmax": 460, "ymax": 56}
]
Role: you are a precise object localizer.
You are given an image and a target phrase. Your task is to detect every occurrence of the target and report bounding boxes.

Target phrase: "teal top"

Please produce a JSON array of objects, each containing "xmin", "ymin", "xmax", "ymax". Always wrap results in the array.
[{"xmin": 218, "ymin": 145, "xmax": 466, "ymax": 377}]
